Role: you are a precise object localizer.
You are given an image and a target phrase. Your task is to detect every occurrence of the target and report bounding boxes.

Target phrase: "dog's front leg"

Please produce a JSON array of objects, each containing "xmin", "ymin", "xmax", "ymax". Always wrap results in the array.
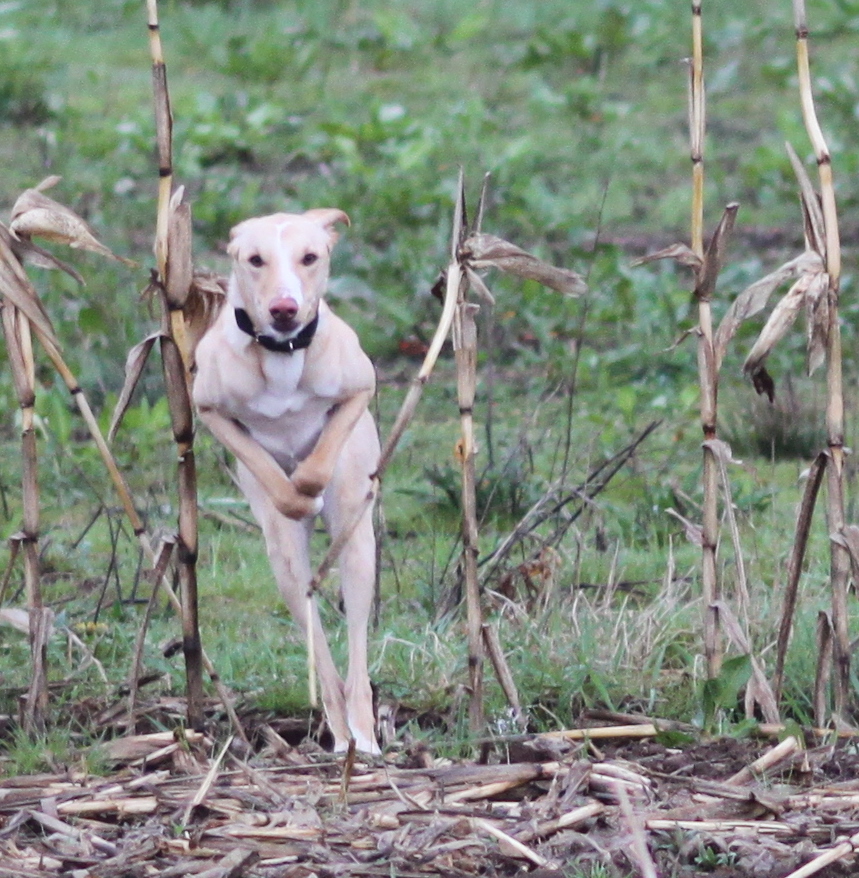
[
  {"xmin": 198, "ymin": 407, "xmax": 322, "ymax": 519},
  {"xmin": 291, "ymin": 390, "xmax": 374, "ymax": 498}
]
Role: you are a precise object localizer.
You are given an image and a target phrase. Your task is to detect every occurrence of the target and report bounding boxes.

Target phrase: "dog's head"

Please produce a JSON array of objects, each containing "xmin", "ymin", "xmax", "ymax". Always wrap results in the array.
[{"xmin": 227, "ymin": 208, "xmax": 350, "ymax": 339}]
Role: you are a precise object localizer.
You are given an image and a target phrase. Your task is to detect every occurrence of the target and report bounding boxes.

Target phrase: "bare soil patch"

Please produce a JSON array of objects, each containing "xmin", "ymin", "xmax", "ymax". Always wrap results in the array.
[{"xmin": 2, "ymin": 706, "xmax": 858, "ymax": 878}]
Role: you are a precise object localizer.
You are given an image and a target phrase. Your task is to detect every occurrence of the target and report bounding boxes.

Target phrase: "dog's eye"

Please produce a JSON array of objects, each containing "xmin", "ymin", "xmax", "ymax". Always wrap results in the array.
[
  {"xmin": 248, "ymin": 254, "xmax": 264, "ymax": 268},
  {"xmin": 301, "ymin": 252, "xmax": 319, "ymax": 267}
]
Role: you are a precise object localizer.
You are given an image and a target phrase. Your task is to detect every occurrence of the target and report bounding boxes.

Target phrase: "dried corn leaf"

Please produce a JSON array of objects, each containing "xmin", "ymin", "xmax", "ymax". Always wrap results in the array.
[
  {"xmin": 743, "ymin": 271, "xmax": 820, "ymax": 396},
  {"xmin": 832, "ymin": 525, "xmax": 859, "ymax": 583},
  {"xmin": 702, "ymin": 437, "xmax": 739, "ymax": 466},
  {"xmin": 712, "ymin": 600, "xmax": 780, "ymax": 725},
  {"xmin": 713, "ymin": 251, "xmax": 822, "ymax": 371},
  {"xmin": 695, "ymin": 203, "xmax": 739, "ymax": 302},
  {"xmin": 0, "ymin": 607, "xmax": 55, "ymax": 638},
  {"xmin": 0, "ymin": 231, "xmax": 59, "ymax": 349},
  {"xmin": 665, "ymin": 508, "xmax": 704, "ymax": 547},
  {"xmin": 1, "ymin": 221, "xmax": 84, "ymax": 284},
  {"xmin": 747, "ymin": 365, "xmax": 776, "ymax": 403},
  {"xmin": 109, "ymin": 332, "xmax": 163, "ymax": 442},
  {"xmin": 464, "ymin": 266, "xmax": 496, "ymax": 305},
  {"xmin": 804, "ymin": 271, "xmax": 830, "ymax": 376},
  {"xmin": 11, "ymin": 177, "xmax": 135, "ymax": 266},
  {"xmin": 461, "ymin": 233, "xmax": 587, "ymax": 296},
  {"xmin": 631, "ymin": 242, "xmax": 703, "ymax": 273},
  {"xmin": 786, "ymin": 142, "xmax": 826, "ymax": 258},
  {"xmin": 184, "ymin": 270, "xmax": 227, "ymax": 356},
  {"xmin": 1, "ymin": 305, "xmax": 34, "ymax": 406}
]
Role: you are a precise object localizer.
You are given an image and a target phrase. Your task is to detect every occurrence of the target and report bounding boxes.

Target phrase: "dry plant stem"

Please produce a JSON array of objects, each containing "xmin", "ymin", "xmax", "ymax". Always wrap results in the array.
[
  {"xmin": 35, "ymin": 330, "xmax": 145, "ymax": 536},
  {"xmin": 1, "ymin": 235, "xmax": 233, "ymax": 734},
  {"xmin": 691, "ymin": 0, "xmax": 721, "ymax": 680},
  {"xmin": 181, "ymin": 734, "xmax": 232, "ymax": 827},
  {"xmin": 455, "ymin": 300, "xmax": 484, "ymax": 737},
  {"xmin": 161, "ymin": 335, "xmax": 204, "ymax": 730},
  {"xmin": 814, "ymin": 612, "xmax": 833, "ymax": 728},
  {"xmin": 305, "ymin": 196, "xmax": 465, "ymax": 599},
  {"xmin": 0, "ymin": 538, "xmax": 21, "ymax": 608},
  {"xmin": 146, "ymin": 0, "xmax": 172, "ymax": 288},
  {"xmin": 773, "ymin": 451, "xmax": 827, "ymax": 702},
  {"xmin": 127, "ymin": 539, "xmax": 173, "ymax": 732},
  {"xmin": 482, "ymin": 623, "xmax": 524, "ymax": 728},
  {"xmin": 2, "ymin": 306, "xmax": 47, "ymax": 731},
  {"xmin": 617, "ymin": 785, "xmax": 658, "ymax": 878},
  {"xmin": 540, "ymin": 724, "xmax": 663, "ymax": 742},
  {"xmin": 794, "ymin": 0, "xmax": 849, "ymax": 717},
  {"xmin": 782, "ymin": 828, "xmax": 859, "ymax": 878},
  {"xmin": 146, "ymin": 0, "xmax": 204, "ymax": 728},
  {"xmin": 726, "ymin": 735, "xmax": 799, "ymax": 785},
  {"xmin": 471, "ymin": 818, "xmax": 549, "ymax": 869},
  {"xmin": 710, "ymin": 441, "xmax": 750, "ymax": 623}
]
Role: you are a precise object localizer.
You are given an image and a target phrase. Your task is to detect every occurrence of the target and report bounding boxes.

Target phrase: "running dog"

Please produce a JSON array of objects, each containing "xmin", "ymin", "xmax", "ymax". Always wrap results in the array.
[{"xmin": 193, "ymin": 209, "xmax": 380, "ymax": 754}]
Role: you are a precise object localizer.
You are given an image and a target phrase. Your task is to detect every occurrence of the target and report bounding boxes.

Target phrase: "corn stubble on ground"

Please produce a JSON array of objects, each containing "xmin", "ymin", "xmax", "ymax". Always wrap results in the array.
[{"xmin": 3, "ymin": 715, "xmax": 859, "ymax": 878}]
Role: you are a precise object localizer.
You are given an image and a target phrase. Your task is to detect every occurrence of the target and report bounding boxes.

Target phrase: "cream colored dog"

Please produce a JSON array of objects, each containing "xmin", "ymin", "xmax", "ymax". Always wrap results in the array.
[{"xmin": 193, "ymin": 209, "xmax": 380, "ymax": 754}]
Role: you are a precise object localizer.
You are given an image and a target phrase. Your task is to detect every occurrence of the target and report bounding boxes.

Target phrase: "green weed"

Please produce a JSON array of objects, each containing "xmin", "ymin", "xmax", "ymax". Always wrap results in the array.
[{"xmin": 1, "ymin": 726, "xmax": 108, "ymax": 778}]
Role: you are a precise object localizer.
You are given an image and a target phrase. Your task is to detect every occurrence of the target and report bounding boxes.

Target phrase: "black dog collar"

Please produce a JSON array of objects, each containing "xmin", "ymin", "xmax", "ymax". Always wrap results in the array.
[{"xmin": 234, "ymin": 308, "xmax": 319, "ymax": 354}]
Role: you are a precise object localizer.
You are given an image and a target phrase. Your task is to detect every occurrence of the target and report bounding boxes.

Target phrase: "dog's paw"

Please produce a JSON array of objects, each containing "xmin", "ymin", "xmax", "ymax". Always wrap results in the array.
[
  {"xmin": 273, "ymin": 487, "xmax": 323, "ymax": 520},
  {"xmin": 291, "ymin": 464, "xmax": 328, "ymax": 499}
]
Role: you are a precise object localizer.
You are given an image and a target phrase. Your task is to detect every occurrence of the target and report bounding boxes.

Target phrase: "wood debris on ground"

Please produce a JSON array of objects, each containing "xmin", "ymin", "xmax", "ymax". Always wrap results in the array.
[{"xmin": 1, "ymin": 710, "xmax": 859, "ymax": 877}]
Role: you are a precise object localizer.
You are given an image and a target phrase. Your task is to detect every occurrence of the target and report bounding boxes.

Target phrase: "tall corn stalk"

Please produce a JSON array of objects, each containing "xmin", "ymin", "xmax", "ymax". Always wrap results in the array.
[
  {"xmin": 452, "ymin": 178, "xmax": 486, "ymax": 737},
  {"xmin": 146, "ymin": 0, "xmax": 204, "ymax": 730},
  {"xmin": 634, "ymin": 2, "xmax": 759, "ymax": 691},
  {"xmin": 793, "ymin": 0, "xmax": 850, "ymax": 717},
  {"xmin": 690, "ymin": 0, "xmax": 722, "ymax": 681}
]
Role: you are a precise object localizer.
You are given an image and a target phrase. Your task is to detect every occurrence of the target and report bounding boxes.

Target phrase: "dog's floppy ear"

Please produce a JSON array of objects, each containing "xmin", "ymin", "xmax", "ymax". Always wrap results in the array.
[
  {"xmin": 303, "ymin": 208, "xmax": 351, "ymax": 239},
  {"xmin": 226, "ymin": 219, "xmax": 252, "ymax": 258}
]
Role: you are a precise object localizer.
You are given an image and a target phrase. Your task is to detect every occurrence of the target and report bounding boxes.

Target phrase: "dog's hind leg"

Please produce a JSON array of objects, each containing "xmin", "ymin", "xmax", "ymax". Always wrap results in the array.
[
  {"xmin": 237, "ymin": 462, "xmax": 353, "ymax": 751},
  {"xmin": 322, "ymin": 415, "xmax": 381, "ymax": 755}
]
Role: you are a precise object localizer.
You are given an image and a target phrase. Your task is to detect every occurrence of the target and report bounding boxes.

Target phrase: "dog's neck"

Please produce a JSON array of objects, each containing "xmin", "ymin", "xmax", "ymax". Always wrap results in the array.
[{"xmin": 233, "ymin": 308, "xmax": 320, "ymax": 354}]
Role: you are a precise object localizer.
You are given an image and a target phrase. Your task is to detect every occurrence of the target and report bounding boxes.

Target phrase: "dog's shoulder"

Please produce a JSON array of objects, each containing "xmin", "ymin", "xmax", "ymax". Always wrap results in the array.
[
  {"xmin": 191, "ymin": 312, "xmax": 250, "ymax": 408},
  {"xmin": 304, "ymin": 305, "xmax": 375, "ymax": 397}
]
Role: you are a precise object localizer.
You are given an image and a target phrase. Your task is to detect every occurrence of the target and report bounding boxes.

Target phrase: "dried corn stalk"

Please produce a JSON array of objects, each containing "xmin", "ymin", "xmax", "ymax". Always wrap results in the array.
[
  {"xmin": 634, "ymin": 2, "xmax": 737, "ymax": 681},
  {"xmin": 708, "ymin": 0, "xmax": 848, "ymax": 719},
  {"xmin": 793, "ymin": 0, "xmax": 850, "ymax": 721},
  {"xmin": 636, "ymin": 222, "xmax": 739, "ymax": 683},
  {"xmin": 0, "ymin": 185, "xmax": 142, "ymax": 729},
  {"xmin": 145, "ymin": 0, "xmax": 203, "ymax": 729}
]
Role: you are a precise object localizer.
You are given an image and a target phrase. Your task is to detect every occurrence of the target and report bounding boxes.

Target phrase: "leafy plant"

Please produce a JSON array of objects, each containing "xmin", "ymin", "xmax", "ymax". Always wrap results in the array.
[{"xmin": 699, "ymin": 653, "xmax": 753, "ymax": 734}]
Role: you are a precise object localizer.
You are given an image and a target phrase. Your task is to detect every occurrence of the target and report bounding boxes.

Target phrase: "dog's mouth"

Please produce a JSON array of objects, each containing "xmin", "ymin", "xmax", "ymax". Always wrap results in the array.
[{"xmin": 268, "ymin": 314, "xmax": 301, "ymax": 336}]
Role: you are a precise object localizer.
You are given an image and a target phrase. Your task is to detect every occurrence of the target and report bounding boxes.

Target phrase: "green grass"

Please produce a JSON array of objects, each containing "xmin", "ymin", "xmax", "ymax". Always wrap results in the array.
[{"xmin": 1, "ymin": 0, "xmax": 859, "ymax": 752}]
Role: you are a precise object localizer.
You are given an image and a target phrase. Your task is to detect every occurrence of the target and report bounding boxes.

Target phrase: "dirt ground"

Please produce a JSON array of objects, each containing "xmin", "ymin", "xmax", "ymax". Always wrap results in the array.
[{"xmin": 2, "ymin": 704, "xmax": 859, "ymax": 878}]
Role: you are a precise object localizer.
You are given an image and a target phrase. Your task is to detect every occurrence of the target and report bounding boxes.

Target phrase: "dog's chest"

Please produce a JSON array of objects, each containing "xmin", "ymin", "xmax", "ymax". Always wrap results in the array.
[
  {"xmin": 244, "ymin": 354, "xmax": 308, "ymax": 419},
  {"xmin": 231, "ymin": 352, "xmax": 333, "ymax": 463}
]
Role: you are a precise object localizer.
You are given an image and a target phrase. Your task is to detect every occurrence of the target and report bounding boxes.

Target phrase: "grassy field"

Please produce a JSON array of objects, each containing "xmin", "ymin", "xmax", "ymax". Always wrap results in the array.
[{"xmin": 1, "ymin": 0, "xmax": 859, "ymax": 770}]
